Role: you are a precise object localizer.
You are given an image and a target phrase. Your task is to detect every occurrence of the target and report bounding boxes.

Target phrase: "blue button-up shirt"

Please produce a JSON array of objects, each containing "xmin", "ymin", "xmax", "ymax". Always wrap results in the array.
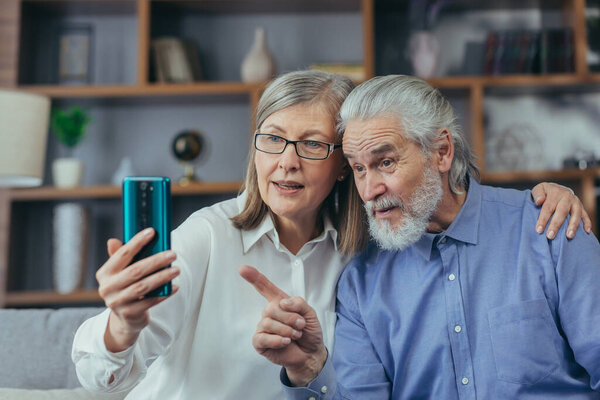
[{"xmin": 284, "ymin": 178, "xmax": 600, "ymax": 399}]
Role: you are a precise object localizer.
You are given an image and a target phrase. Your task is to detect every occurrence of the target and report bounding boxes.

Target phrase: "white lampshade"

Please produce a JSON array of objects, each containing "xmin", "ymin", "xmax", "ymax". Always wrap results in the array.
[{"xmin": 0, "ymin": 89, "xmax": 50, "ymax": 187}]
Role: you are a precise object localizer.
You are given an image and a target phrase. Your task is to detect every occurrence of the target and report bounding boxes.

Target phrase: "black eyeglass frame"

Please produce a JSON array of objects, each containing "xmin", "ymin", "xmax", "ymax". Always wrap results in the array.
[{"xmin": 253, "ymin": 132, "xmax": 342, "ymax": 160}]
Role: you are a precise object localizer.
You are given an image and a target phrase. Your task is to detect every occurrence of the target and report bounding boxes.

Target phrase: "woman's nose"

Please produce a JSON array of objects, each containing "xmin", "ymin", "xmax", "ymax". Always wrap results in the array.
[{"xmin": 278, "ymin": 143, "xmax": 301, "ymax": 170}]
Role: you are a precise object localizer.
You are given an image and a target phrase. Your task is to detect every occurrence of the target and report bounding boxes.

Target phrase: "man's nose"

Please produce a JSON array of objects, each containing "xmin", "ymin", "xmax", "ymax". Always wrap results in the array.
[{"xmin": 361, "ymin": 172, "xmax": 386, "ymax": 202}]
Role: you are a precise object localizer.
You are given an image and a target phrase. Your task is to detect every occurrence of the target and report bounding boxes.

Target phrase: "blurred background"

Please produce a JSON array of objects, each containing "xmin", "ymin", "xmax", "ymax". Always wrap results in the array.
[{"xmin": 0, "ymin": 0, "xmax": 599, "ymax": 309}]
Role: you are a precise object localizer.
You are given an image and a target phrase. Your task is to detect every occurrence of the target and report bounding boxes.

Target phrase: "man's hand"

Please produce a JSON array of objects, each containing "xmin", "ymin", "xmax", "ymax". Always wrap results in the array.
[
  {"xmin": 239, "ymin": 265, "xmax": 328, "ymax": 387},
  {"xmin": 531, "ymin": 182, "xmax": 592, "ymax": 239}
]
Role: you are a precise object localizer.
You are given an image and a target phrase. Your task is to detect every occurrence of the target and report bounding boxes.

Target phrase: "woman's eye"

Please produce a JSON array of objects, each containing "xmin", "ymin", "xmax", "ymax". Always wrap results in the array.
[
  {"xmin": 268, "ymin": 135, "xmax": 283, "ymax": 143},
  {"xmin": 353, "ymin": 165, "xmax": 364, "ymax": 173},
  {"xmin": 304, "ymin": 140, "xmax": 321, "ymax": 148}
]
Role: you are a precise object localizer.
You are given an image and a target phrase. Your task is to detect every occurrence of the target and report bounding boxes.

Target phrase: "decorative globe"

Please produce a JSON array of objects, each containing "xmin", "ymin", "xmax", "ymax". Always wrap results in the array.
[{"xmin": 172, "ymin": 130, "xmax": 204, "ymax": 162}]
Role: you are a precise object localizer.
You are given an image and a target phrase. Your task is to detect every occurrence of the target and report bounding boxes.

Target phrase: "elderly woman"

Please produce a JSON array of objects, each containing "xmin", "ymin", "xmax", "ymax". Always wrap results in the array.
[{"xmin": 72, "ymin": 70, "xmax": 588, "ymax": 399}]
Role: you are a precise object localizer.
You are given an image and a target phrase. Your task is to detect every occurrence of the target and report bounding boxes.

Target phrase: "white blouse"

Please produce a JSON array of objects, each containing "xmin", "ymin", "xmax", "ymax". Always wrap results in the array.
[{"xmin": 72, "ymin": 195, "xmax": 348, "ymax": 400}]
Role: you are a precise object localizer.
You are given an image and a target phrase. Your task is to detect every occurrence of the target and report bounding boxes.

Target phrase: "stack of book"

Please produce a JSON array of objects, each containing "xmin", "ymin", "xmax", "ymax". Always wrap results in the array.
[{"xmin": 483, "ymin": 28, "xmax": 574, "ymax": 75}]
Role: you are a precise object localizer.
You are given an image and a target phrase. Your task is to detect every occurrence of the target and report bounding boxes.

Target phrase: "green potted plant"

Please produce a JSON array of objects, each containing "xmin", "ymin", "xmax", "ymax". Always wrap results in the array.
[{"xmin": 50, "ymin": 106, "xmax": 91, "ymax": 187}]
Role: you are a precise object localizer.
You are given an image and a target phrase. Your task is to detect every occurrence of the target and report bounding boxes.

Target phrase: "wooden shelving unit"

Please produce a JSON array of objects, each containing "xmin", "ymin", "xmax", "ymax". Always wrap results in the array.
[
  {"xmin": 5, "ymin": 289, "xmax": 101, "ymax": 307},
  {"xmin": 0, "ymin": 0, "xmax": 599, "ymax": 308},
  {"xmin": 9, "ymin": 181, "xmax": 242, "ymax": 201}
]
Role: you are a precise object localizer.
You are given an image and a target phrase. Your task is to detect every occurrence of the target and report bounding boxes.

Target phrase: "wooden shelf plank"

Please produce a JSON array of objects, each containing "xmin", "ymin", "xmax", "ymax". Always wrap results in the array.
[
  {"xmin": 18, "ymin": 82, "xmax": 264, "ymax": 98},
  {"xmin": 5, "ymin": 289, "xmax": 102, "ymax": 307},
  {"xmin": 9, "ymin": 181, "xmax": 242, "ymax": 201},
  {"xmin": 426, "ymin": 74, "xmax": 599, "ymax": 89},
  {"xmin": 482, "ymin": 168, "xmax": 600, "ymax": 184}
]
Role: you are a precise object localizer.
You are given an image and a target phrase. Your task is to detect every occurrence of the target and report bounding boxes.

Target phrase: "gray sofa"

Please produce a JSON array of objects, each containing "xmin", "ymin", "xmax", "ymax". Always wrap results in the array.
[{"xmin": 0, "ymin": 307, "xmax": 128, "ymax": 399}]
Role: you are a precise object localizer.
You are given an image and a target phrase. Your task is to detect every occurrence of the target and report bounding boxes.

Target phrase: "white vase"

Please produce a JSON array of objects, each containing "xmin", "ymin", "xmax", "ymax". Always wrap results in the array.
[
  {"xmin": 241, "ymin": 27, "xmax": 277, "ymax": 83},
  {"xmin": 52, "ymin": 157, "xmax": 83, "ymax": 188},
  {"xmin": 53, "ymin": 203, "xmax": 89, "ymax": 294},
  {"xmin": 408, "ymin": 31, "xmax": 440, "ymax": 79}
]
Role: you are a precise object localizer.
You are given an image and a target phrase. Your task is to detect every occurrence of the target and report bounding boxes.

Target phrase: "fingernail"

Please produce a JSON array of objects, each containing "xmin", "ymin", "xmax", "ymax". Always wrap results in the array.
[
  {"xmin": 536, "ymin": 225, "xmax": 543, "ymax": 234},
  {"xmin": 282, "ymin": 337, "xmax": 291, "ymax": 345},
  {"xmin": 170, "ymin": 267, "xmax": 179, "ymax": 276},
  {"xmin": 291, "ymin": 329, "xmax": 302, "ymax": 339},
  {"xmin": 165, "ymin": 251, "xmax": 177, "ymax": 261},
  {"xmin": 281, "ymin": 298, "xmax": 292, "ymax": 306},
  {"xmin": 295, "ymin": 318, "xmax": 305, "ymax": 329},
  {"xmin": 143, "ymin": 228, "xmax": 153, "ymax": 236},
  {"xmin": 535, "ymin": 197, "xmax": 542, "ymax": 204},
  {"xmin": 547, "ymin": 230, "xmax": 555, "ymax": 239},
  {"xmin": 567, "ymin": 230, "xmax": 574, "ymax": 239}
]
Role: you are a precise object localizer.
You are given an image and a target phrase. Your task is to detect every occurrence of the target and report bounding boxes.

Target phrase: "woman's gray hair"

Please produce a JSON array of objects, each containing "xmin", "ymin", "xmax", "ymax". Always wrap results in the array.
[
  {"xmin": 338, "ymin": 75, "xmax": 479, "ymax": 194},
  {"xmin": 256, "ymin": 70, "xmax": 354, "ymax": 140}
]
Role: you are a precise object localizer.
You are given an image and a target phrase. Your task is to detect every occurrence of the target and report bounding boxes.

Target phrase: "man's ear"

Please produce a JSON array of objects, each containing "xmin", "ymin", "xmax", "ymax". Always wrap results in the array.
[{"xmin": 433, "ymin": 128, "xmax": 454, "ymax": 174}]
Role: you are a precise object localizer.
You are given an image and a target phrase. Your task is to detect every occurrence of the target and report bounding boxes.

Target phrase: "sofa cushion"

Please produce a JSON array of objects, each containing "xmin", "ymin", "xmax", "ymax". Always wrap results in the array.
[
  {"xmin": 0, "ymin": 387, "xmax": 128, "ymax": 400},
  {"xmin": 0, "ymin": 307, "xmax": 104, "ymax": 390}
]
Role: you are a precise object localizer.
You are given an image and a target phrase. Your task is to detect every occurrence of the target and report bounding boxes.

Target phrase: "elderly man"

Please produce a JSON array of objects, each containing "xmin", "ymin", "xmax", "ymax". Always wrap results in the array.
[{"xmin": 241, "ymin": 75, "xmax": 600, "ymax": 399}]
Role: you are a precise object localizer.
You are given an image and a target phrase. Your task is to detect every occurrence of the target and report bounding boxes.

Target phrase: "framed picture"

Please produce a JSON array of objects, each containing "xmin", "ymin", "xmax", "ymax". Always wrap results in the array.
[{"xmin": 57, "ymin": 24, "xmax": 94, "ymax": 85}]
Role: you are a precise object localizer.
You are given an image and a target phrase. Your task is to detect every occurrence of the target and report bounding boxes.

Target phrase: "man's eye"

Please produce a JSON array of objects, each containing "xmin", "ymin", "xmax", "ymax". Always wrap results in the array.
[
  {"xmin": 381, "ymin": 159, "xmax": 393, "ymax": 168},
  {"xmin": 353, "ymin": 165, "xmax": 364, "ymax": 173},
  {"xmin": 304, "ymin": 140, "xmax": 321, "ymax": 148}
]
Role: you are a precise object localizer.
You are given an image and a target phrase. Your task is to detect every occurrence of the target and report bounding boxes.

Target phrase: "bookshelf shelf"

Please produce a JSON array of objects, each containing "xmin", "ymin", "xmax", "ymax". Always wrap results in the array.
[
  {"xmin": 9, "ymin": 181, "xmax": 242, "ymax": 201},
  {"xmin": 5, "ymin": 289, "xmax": 101, "ymax": 307},
  {"xmin": 19, "ymin": 83, "xmax": 264, "ymax": 99}
]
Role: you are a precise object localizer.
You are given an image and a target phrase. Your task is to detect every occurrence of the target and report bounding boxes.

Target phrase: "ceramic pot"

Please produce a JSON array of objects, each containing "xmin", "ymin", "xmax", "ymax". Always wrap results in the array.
[
  {"xmin": 52, "ymin": 157, "xmax": 83, "ymax": 188},
  {"xmin": 408, "ymin": 31, "xmax": 440, "ymax": 79},
  {"xmin": 241, "ymin": 27, "xmax": 277, "ymax": 83},
  {"xmin": 53, "ymin": 203, "xmax": 89, "ymax": 294}
]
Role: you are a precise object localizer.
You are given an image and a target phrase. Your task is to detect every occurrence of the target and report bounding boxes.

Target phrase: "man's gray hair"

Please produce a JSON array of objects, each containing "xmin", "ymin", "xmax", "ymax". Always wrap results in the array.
[{"xmin": 338, "ymin": 75, "xmax": 479, "ymax": 193}]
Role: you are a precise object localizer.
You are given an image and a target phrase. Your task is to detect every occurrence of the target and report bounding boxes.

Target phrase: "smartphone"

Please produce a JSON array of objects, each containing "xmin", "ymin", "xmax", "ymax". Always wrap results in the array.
[{"xmin": 122, "ymin": 176, "xmax": 172, "ymax": 297}]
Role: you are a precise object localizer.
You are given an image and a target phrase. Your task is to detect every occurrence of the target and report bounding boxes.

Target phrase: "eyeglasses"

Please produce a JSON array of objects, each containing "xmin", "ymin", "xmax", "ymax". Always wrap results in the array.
[{"xmin": 254, "ymin": 133, "xmax": 341, "ymax": 160}]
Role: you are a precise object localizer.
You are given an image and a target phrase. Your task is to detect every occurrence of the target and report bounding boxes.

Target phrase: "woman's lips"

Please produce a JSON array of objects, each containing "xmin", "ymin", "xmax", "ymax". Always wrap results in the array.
[{"xmin": 273, "ymin": 181, "xmax": 304, "ymax": 193}]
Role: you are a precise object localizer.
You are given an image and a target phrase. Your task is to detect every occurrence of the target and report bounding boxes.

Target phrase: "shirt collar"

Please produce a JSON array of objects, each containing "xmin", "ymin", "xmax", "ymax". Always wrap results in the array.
[
  {"xmin": 412, "ymin": 175, "xmax": 482, "ymax": 261},
  {"xmin": 238, "ymin": 193, "xmax": 339, "ymax": 254}
]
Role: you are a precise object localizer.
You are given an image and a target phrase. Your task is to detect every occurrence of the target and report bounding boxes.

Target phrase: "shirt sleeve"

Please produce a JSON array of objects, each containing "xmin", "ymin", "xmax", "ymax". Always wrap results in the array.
[
  {"xmin": 552, "ymin": 221, "xmax": 600, "ymax": 391},
  {"xmin": 281, "ymin": 355, "xmax": 339, "ymax": 400},
  {"xmin": 71, "ymin": 217, "xmax": 211, "ymax": 392},
  {"xmin": 331, "ymin": 270, "xmax": 392, "ymax": 398}
]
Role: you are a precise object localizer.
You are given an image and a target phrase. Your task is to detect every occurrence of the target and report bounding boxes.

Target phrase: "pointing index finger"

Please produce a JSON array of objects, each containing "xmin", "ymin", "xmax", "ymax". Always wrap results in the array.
[{"xmin": 238, "ymin": 265, "xmax": 289, "ymax": 302}]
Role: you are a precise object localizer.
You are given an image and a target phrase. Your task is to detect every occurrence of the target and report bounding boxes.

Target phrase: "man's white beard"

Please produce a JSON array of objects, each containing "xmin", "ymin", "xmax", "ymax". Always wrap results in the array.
[{"xmin": 364, "ymin": 166, "xmax": 443, "ymax": 251}]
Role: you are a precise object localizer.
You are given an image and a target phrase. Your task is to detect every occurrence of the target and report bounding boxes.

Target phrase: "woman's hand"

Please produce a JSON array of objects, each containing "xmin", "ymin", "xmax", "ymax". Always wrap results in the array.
[
  {"xmin": 239, "ymin": 265, "xmax": 328, "ymax": 387},
  {"xmin": 531, "ymin": 182, "xmax": 592, "ymax": 239},
  {"xmin": 96, "ymin": 228, "xmax": 180, "ymax": 353}
]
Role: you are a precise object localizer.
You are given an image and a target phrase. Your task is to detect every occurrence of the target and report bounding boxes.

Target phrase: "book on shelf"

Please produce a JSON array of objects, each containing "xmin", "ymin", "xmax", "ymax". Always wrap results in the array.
[
  {"xmin": 151, "ymin": 37, "xmax": 203, "ymax": 83},
  {"xmin": 482, "ymin": 28, "xmax": 573, "ymax": 75},
  {"xmin": 309, "ymin": 63, "xmax": 365, "ymax": 81}
]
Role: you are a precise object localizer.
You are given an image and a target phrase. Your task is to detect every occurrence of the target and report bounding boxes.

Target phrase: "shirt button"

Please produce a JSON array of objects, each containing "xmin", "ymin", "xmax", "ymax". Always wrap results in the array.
[
  {"xmin": 321, "ymin": 385, "xmax": 328, "ymax": 393},
  {"xmin": 308, "ymin": 397, "xmax": 316, "ymax": 400},
  {"xmin": 439, "ymin": 237, "xmax": 447, "ymax": 244},
  {"xmin": 454, "ymin": 325, "xmax": 462, "ymax": 333},
  {"xmin": 462, "ymin": 377, "xmax": 469, "ymax": 385},
  {"xmin": 294, "ymin": 260, "xmax": 300, "ymax": 265},
  {"xmin": 448, "ymin": 273, "xmax": 456, "ymax": 281}
]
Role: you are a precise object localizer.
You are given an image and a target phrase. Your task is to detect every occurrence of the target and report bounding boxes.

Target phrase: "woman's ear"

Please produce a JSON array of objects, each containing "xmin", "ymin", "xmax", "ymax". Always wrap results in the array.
[
  {"xmin": 433, "ymin": 128, "xmax": 454, "ymax": 174},
  {"xmin": 337, "ymin": 163, "xmax": 351, "ymax": 181}
]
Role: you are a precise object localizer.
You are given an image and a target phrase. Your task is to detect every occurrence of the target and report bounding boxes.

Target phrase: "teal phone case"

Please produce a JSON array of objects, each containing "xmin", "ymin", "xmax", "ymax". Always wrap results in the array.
[{"xmin": 122, "ymin": 176, "xmax": 172, "ymax": 297}]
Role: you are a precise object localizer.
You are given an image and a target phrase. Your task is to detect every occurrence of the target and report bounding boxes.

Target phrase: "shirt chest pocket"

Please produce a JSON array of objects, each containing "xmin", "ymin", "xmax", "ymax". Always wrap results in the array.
[{"xmin": 488, "ymin": 299, "xmax": 561, "ymax": 385}]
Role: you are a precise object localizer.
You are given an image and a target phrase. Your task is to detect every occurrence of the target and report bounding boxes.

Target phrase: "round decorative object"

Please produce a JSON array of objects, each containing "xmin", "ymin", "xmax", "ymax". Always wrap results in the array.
[
  {"xmin": 171, "ymin": 130, "xmax": 205, "ymax": 185},
  {"xmin": 172, "ymin": 130, "xmax": 204, "ymax": 162}
]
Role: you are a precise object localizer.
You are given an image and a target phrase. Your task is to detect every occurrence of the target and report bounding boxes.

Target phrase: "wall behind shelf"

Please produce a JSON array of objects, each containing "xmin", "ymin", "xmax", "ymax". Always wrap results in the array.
[
  {"xmin": 153, "ymin": 11, "xmax": 363, "ymax": 81},
  {"xmin": 484, "ymin": 91, "xmax": 600, "ymax": 172},
  {"xmin": 19, "ymin": 9, "xmax": 138, "ymax": 85},
  {"xmin": 46, "ymin": 99, "xmax": 252, "ymax": 187}
]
